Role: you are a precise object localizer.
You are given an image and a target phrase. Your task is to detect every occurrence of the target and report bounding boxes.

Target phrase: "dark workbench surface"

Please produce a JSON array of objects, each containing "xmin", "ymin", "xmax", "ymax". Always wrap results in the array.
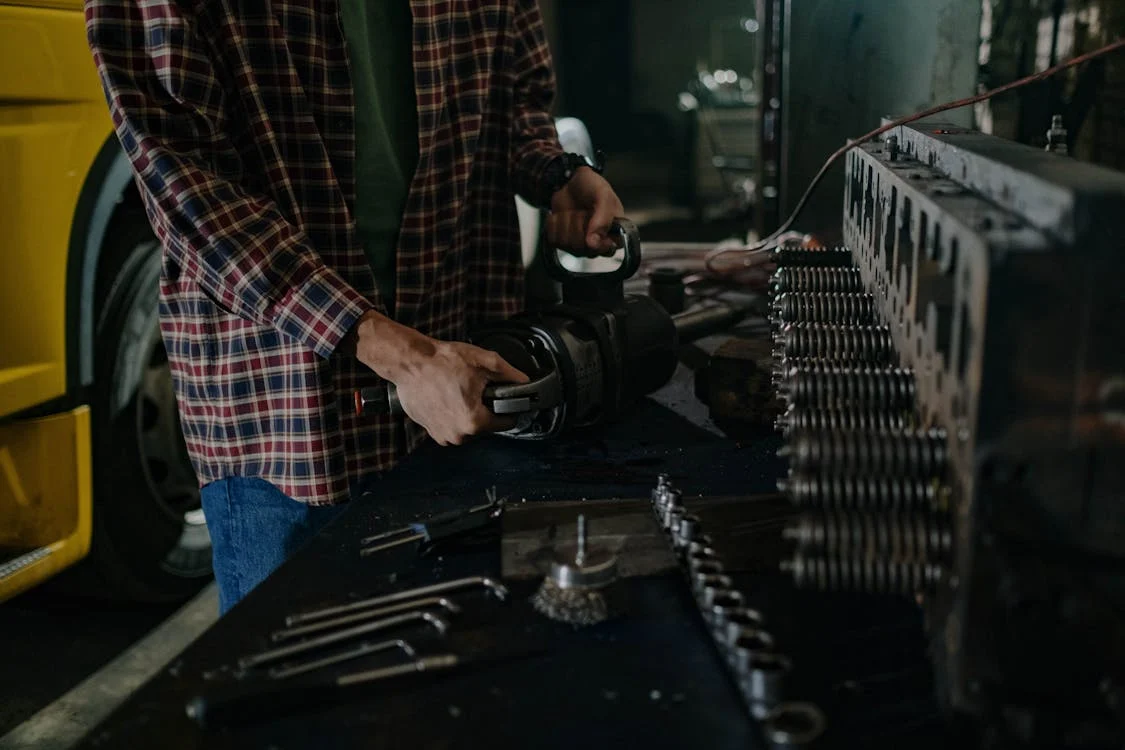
[{"xmin": 77, "ymin": 346, "xmax": 949, "ymax": 750}]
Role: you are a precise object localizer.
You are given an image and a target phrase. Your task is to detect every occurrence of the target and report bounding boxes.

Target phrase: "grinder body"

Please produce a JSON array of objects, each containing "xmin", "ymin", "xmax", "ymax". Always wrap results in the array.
[{"xmin": 356, "ymin": 220, "xmax": 683, "ymax": 439}]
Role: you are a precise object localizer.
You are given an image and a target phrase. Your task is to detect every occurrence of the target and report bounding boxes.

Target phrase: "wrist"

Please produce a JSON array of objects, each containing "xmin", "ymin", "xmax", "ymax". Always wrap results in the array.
[
  {"xmin": 543, "ymin": 151, "xmax": 604, "ymax": 199},
  {"xmin": 352, "ymin": 310, "xmax": 437, "ymax": 383}
]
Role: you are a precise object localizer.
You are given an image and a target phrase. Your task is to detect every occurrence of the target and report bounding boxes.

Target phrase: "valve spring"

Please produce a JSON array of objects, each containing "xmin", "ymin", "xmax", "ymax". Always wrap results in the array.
[
  {"xmin": 773, "ymin": 407, "xmax": 910, "ymax": 438},
  {"xmin": 770, "ymin": 266, "xmax": 864, "ymax": 296},
  {"xmin": 783, "ymin": 365, "xmax": 917, "ymax": 411},
  {"xmin": 773, "ymin": 324, "xmax": 894, "ymax": 365},
  {"xmin": 783, "ymin": 510, "xmax": 951, "ymax": 562},
  {"xmin": 770, "ymin": 246, "xmax": 854, "ymax": 268},
  {"xmin": 782, "ymin": 554, "xmax": 944, "ymax": 595},
  {"xmin": 771, "ymin": 293, "xmax": 877, "ymax": 327},
  {"xmin": 778, "ymin": 473, "xmax": 939, "ymax": 511},
  {"xmin": 787, "ymin": 425, "xmax": 954, "ymax": 479},
  {"xmin": 787, "ymin": 428, "xmax": 948, "ymax": 478}
]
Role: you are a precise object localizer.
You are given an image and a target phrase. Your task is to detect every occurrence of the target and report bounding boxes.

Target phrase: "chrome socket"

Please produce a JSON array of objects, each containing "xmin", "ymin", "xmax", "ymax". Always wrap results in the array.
[
  {"xmin": 700, "ymin": 585, "xmax": 742, "ymax": 611},
  {"xmin": 715, "ymin": 607, "xmax": 765, "ymax": 645},
  {"xmin": 727, "ymin": 627, "xmax": 776, "ymax": 673},
  {"xmin": 673, "ymin": 513, "xmax": 701, "ymax": 550},
  {"xmin": 762, "ymin": 702, "xmax": 826, "ymax": 748},
  {"xmin": 663, "ymin": 506, "xmax": 684, "ymax": 534},
  {"xmin": 706, "ymin": 591, "xmax": 747, "ymax": 627},
  {"xmin": 693, "ymin": 573, "xmax": 732, "ymax": 599},
  {"xmin": 741, "ymin": 651, "xmax": 792, "ymax": 718}
]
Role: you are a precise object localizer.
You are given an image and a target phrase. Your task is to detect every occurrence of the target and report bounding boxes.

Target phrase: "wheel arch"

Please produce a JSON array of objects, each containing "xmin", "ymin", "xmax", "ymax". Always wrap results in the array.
[{"xmin": 66, "ymin": 135, "xmax": 144, "ymax": 391}]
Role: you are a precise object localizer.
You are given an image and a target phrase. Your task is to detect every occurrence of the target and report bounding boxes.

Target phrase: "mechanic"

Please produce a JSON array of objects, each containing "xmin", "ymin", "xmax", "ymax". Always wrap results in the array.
[{"xmin": 84, "ymin": 0, "xmax": 625, "ymax": 614}]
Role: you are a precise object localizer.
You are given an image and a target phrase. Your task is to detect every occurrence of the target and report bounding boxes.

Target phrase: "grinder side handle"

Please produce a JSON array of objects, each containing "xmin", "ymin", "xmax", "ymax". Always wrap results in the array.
[{"xmin": 542, "ymin": 217, "xmax": 642, "ymax": 284}]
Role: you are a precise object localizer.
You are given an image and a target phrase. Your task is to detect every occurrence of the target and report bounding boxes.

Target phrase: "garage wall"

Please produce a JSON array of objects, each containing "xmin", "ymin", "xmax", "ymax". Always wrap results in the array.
[{"xmin": 779, "ymin": 0, "xmax": 982, "ymax": 235}]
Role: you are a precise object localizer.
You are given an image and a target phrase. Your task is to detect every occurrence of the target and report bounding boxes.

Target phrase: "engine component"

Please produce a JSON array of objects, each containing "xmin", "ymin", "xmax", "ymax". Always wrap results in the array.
[
  {"xmin": 773, "ymin": 405, "xmax": 910, "ymax": 437},
  {"xmin": 780, "ymin": 554, "xmax": 944, "ymax": 594},
  {"xmin": 770, "ymin": 266, "xmax": 864, "ymax": 296},
  {"xmin": 768, "ymin": 121, "xmax": 1125, "ymax": 745},
  {"xmin": 777, "ymin": 474, "xmax": 940, "ymax": 511},
  {"xmin": 769, "ymin": 245, "xmax": 853, "ymax": 267},
  {"xmin": 772, "ymin": 323, "xmax": 895, "ymax": 365},
  {"xmin": 782, "ymin": 509, "xmax": 951, "ymax": 561},
  {"xmin": 770, "ymin": 292, "xmax": 877, "ymax": 326},
  {"xmin": 785, "ymin": 428, "xmax": 948, "ymax": 478},
  {"xmin": 779, "ymin": 365, "xmax": 917, "ymax": 411}
]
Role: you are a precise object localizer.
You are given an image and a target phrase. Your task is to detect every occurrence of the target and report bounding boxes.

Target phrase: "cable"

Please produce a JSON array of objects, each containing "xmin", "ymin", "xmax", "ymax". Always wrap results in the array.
[{"xmin": 702, "ymin": 37, "xmax": 1125, "ymax": 274}]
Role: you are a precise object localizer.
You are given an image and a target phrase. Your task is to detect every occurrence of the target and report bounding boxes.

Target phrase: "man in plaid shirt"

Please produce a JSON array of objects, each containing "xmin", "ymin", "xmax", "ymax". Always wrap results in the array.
[{"xmin": 85, "ymin": 0, "xmax": 626, "ymax": 612}]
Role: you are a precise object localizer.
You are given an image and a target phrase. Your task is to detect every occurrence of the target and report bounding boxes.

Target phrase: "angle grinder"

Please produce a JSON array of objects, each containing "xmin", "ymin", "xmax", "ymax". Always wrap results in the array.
[{"xmin": 355, "ymin": 219, "xmax": 750, "ymax": 439}]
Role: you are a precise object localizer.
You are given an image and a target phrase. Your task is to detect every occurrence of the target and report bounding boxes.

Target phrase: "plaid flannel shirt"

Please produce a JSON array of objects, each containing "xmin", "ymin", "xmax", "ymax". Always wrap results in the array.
[{"xmin": 85, "ymin": 0, "xmax": 564, "ymax": 505}]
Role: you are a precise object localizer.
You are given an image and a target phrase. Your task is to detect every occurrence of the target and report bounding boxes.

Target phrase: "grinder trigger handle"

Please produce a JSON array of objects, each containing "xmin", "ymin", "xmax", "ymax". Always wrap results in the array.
[{"xmin": 354, "ymin": 369, "xmax": 562, "ymax": 418}]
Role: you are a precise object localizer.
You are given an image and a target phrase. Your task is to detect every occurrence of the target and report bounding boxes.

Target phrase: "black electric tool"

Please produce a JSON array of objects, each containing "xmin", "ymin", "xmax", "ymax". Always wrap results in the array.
[{"xmin": 354, "ymin": 219, "xmax": 749, "ymax": 439}]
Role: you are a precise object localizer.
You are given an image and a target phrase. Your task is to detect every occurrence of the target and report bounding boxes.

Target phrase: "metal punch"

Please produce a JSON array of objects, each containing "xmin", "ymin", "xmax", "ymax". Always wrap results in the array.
[
  {"xmin": 285, "ymin": 576, "xmax": 509, "ymax": 627},
  {"xmin": 359, "ymin": 488, "xmax": 505, "ymax": 556},
  {"xmin": 239, "ymin": 610, "xmax": 449, "ymax": 671}
]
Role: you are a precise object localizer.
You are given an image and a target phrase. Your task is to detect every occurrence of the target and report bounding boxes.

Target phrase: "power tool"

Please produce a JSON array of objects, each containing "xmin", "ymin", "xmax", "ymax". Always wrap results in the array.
[{"xmin": 354, "ymin": 219, "xmax": 750, "ymax": 440}]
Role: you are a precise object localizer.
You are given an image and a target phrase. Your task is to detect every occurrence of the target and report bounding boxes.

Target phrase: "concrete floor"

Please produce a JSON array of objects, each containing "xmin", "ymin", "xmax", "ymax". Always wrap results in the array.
[{"xmin": 0, "ymin": 584, "xmax": 218, "ymax": 749}]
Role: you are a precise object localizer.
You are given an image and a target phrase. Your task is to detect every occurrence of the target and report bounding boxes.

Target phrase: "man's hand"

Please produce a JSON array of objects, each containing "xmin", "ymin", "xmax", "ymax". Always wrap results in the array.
[
  {"xmin": 546, "ymin": 166, "xmax": 625, "ymax": 257},
  {"xmin": 349, "ymin": 311, "xmax": 529, "ymax": 446}
]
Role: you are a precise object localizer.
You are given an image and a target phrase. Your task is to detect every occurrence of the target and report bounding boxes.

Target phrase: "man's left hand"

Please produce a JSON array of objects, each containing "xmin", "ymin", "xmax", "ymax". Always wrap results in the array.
[{"xmin": 546, "ymin": 167, "xmax": 626, "ymax": 257}]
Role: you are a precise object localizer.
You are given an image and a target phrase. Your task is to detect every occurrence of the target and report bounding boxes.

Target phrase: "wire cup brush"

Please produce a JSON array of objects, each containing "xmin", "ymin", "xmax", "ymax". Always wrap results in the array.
[{"xmin": 531, "ymin": 514, "xmax": 620, "ymax": 626}]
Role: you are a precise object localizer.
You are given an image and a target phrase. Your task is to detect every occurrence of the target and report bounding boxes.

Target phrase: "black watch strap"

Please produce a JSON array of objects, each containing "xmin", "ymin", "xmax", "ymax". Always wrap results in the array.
[{"xmin": 544, "ymin": 150, "xmax": 606, "ymax": 196}]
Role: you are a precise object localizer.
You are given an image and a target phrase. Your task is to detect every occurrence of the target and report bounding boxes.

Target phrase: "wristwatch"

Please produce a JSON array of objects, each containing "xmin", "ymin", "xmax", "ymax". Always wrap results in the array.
[{"xmin": 543, "ymin": 150, "xmax": 606, "ymax": 196}]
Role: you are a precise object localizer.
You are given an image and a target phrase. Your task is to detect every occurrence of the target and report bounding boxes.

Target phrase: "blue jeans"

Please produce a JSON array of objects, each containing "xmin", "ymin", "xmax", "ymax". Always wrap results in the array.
[{"xmin": 200, "ymin": 477, "xmax": 346, "ymax": 615}]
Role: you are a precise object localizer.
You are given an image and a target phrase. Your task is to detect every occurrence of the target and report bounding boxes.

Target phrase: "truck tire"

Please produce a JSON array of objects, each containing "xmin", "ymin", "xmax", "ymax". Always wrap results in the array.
[{"xmin": 84, "ymin": 209, "xmax": 212, "ymax": 601}]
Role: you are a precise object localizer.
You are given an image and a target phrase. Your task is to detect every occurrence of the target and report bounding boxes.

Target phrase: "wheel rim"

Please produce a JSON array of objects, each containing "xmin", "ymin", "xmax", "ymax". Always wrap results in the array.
[{"xmin": 136, "ymin": 323, "xmax": 211, "ymax": 576}]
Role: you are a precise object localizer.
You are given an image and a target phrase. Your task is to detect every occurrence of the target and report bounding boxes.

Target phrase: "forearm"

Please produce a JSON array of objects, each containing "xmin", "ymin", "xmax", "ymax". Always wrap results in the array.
[{"xmin": 347, "ymin": 311, "xmax": 438, "ymax": 384}]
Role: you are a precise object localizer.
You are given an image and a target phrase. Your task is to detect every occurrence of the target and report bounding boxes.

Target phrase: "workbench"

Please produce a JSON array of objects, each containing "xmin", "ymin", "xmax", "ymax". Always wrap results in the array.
[{"xmin": 76, "ymin": 331, "xmax": 949, "ymax": 750}]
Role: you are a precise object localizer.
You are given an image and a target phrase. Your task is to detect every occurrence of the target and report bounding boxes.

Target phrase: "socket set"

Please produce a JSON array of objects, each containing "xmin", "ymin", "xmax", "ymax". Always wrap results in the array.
[{"xmin": 650, "ymin": 473, "xmax": 827, "ymax": 749}]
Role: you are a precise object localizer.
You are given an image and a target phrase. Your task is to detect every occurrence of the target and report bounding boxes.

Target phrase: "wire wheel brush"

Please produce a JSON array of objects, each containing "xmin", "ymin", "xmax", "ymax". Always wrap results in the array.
[{"xmin": 531, "ymin": 514, "xmax": 620, "ymax": 626}]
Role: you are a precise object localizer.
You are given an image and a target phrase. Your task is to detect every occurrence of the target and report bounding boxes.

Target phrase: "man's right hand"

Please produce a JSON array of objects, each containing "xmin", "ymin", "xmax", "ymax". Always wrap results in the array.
[{"xmin": 348, "ymin": 310, "xmax": 529, "ymax": 446}]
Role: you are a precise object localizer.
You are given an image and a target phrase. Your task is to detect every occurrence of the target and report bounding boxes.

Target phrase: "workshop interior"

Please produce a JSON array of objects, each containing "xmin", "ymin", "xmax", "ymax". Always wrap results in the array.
[{"xmin": 1, "ymin": 0, "xmax": 1124, "ymax": 748}]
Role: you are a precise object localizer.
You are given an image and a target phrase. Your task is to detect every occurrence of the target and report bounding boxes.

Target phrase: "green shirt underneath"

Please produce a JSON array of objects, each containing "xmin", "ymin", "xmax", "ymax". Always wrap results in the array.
[{"xmin": 339, "ymin": 0, "xmax": 419, "ymax": 315}]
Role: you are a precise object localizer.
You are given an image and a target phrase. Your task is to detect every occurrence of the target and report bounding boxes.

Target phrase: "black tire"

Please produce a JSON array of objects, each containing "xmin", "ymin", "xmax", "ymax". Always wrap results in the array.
[{"xmin": 80, "ymin": 209, "xmax": 212, "ymax": 601}]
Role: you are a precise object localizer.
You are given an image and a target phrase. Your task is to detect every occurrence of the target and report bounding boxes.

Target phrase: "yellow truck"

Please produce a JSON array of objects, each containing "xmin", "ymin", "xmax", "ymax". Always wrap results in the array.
[{"xmin": 0, "ymin": 0, "xmax": 211, "ymax": 602}]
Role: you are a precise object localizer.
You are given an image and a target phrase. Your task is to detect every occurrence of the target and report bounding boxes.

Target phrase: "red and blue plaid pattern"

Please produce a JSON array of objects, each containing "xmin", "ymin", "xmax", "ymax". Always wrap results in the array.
[{"xmin": 85, "ymin": 0, "xmax": 564, "ymax": 504}]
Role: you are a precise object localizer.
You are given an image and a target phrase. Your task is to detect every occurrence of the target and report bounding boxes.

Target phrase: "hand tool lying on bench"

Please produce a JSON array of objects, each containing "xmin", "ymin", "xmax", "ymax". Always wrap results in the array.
[
  {"xmin": 358, "ymin": 488, "xmax": 506, "ymax": 557},
  {"xmin": 186, "ymin": 654, "xmax": 460, "ymax": 730}
]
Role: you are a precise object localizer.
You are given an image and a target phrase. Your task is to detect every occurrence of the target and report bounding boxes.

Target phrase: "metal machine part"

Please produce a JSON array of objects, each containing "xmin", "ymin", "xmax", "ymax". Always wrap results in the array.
[{"xmin": 766, "ymin": 121, "xmax": 1125, "ymax": 745}]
